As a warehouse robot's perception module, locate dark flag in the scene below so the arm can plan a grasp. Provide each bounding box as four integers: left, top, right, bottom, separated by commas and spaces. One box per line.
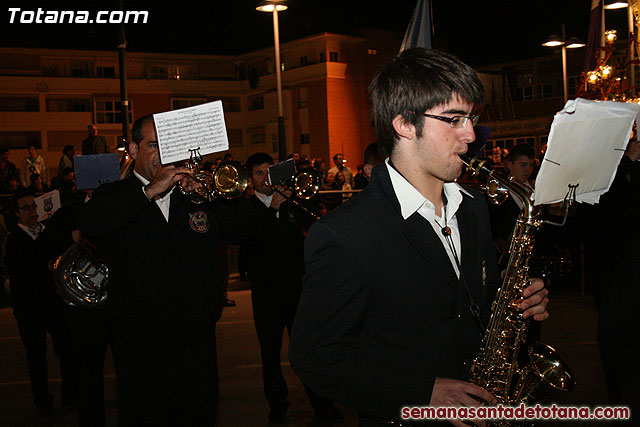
400, 0, 432, 51
584, 0, 602, 72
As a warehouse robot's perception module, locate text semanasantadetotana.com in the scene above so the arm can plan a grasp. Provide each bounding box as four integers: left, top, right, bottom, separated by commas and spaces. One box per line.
401, 403, 630, 421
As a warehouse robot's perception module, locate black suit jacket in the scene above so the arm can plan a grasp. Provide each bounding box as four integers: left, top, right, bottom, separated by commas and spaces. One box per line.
5, 226, 64, 314
290, 163, 500, 421
78, 175, 235, 330
238, 195, 306, 287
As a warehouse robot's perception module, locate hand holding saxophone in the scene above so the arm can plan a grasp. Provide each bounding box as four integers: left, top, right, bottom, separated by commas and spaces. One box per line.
429, 377, 496, 427
520, 278, 549, 321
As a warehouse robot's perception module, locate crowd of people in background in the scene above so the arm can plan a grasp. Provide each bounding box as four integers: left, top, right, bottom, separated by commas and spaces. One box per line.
0, 96, 637, 424
0, 123, 385, 424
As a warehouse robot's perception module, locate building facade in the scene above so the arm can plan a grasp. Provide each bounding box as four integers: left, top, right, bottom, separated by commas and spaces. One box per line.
0, 29, 401, 178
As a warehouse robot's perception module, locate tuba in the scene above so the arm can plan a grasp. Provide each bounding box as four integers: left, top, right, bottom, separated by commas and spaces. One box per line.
461, 154, 574, 424
52, 243, 109, 308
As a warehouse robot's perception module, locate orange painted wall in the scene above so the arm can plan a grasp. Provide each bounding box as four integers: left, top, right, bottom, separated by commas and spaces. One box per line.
307, 80, 329, 162
129, 94, 171, 120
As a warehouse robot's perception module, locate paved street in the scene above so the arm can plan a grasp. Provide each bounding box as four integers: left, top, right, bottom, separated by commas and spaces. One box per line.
0, 283, 610, 426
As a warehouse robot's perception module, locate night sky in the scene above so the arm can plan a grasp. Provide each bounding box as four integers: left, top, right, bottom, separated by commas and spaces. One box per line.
1, 0, 627, 66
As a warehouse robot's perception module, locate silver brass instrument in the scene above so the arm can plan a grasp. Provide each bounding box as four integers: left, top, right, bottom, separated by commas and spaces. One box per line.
178, 150, 249, 204
461, 154, 574, 424
52, 243, 109, 308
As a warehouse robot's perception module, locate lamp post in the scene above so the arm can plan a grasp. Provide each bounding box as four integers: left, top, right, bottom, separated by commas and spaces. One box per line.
257, 0, 288, 162
542, 24, 585, 103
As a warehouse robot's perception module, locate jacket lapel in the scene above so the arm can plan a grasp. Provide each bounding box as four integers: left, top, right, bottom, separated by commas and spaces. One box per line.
370, 164, 459, 289
402, 213, 459, 288
457, 195, 478, 287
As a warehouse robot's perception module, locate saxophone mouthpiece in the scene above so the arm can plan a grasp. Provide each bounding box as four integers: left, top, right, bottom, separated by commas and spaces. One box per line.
458, 153, 472, 166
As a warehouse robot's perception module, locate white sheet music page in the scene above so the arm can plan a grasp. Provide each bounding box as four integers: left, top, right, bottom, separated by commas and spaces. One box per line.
534, 98, 640, 206
153, 100, 229, 164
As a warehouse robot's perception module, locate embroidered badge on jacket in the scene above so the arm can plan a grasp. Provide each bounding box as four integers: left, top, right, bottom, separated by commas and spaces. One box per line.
189, 211, 210, 233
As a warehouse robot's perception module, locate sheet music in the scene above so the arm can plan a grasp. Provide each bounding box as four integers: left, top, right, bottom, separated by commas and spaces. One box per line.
534, 98, 640, 205
153, 100, 229, 164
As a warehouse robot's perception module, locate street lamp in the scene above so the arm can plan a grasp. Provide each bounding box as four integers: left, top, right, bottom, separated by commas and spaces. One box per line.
542, 24, 585, 103
257, 0, 288, 162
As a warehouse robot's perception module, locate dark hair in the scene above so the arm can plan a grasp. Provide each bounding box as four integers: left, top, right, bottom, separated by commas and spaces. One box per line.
10, 188, 35, 213
63, 145, 74, 155
363, 142, 383, 165
369, 48, 484, 157
223, 153, 233, 160
332, 153, 342, 162
246, 152, 274, 175
0, 148, 8, 155
506, 144, 535, 162
131, 114, 155, 145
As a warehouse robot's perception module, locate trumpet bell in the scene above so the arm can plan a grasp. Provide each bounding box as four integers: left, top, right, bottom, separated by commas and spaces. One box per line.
214, 160, 249, 199
292, 168, 321, 199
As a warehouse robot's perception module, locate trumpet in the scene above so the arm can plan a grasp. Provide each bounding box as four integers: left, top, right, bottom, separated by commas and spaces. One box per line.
178, 151, 249, 204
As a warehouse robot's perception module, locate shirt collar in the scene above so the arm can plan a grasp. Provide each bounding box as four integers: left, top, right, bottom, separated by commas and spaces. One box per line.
133, 170, 173, 202
254, 190, 273, 207
385, 158, 472, 220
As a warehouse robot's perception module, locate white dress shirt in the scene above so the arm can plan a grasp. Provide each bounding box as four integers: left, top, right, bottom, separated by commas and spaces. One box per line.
385, 159, 473, 278
134, 171, 172, 222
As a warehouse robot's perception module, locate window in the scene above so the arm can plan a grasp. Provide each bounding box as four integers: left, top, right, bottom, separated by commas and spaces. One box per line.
70, 61, 93, 77
248, 126, 266, 145
300, 56, 308, 66
514, 86, 534, 101
367, 48, 378, 55
171, 98, 207, 110
319, 52, 326, 62
329, 51, 339, 62
538, 84, 552, 99
300, 133, 310, 145
97, 66, 116, 78
95, 99, 133, 124
219, 97, 241, 113
298, 87, 308, 108
0, 96, 39, 112
46, 98, 91, 112
0, 131, 41, 150
149, 65, 168, 79
248, 95, 264, 111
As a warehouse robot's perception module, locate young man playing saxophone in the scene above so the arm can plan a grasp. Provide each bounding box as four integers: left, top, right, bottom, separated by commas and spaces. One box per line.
290, 48, 549, 427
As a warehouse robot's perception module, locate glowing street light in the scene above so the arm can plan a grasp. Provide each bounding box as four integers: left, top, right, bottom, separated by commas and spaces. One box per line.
542, 24, 585, 103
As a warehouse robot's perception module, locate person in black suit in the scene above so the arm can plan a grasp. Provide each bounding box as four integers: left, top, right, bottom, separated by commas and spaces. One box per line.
289, 48, 550, 426
486, 143, 535, 268
240, 152, 341, 424
78, 114, 235, 426
4, 190, 76, 416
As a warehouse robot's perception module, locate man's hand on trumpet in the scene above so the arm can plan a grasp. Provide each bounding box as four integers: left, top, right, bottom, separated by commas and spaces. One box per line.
143, 164, 193, 200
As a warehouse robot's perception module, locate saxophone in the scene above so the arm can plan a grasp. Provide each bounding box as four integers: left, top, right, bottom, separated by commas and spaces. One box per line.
461, 155, 574, 424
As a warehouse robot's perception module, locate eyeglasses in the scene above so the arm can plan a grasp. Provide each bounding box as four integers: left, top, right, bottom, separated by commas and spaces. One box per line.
18, 203, 37, 211
414, 112, 479, 129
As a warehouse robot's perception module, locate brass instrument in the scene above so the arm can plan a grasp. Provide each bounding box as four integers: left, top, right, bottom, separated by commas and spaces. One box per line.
461, 154, 574, 424
268, 167, 322, 219
178, 150, 249, 203
52, 243, 109, 308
